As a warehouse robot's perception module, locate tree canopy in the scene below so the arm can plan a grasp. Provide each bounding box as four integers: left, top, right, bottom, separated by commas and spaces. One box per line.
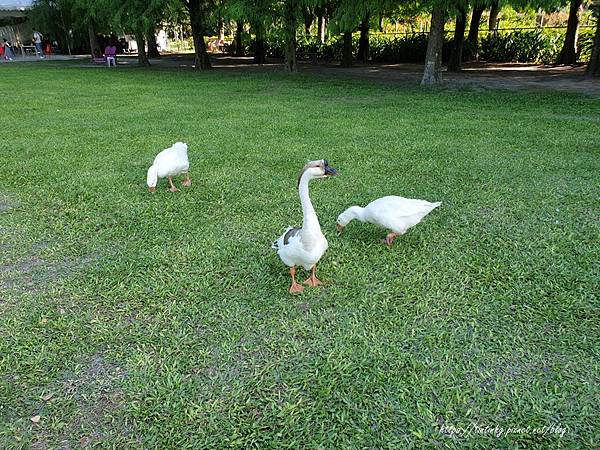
28, 0, 600, 78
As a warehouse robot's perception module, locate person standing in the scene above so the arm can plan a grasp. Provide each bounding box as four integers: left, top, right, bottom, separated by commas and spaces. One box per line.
2, 38, 14, 61
33, 30, 44, 58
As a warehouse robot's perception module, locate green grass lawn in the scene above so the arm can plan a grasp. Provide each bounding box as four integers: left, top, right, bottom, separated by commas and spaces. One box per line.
0, 63, 598, 449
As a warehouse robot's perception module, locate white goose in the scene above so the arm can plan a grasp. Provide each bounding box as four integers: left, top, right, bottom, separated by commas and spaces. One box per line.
147, 142, 191, 193
336, 196, 441, 246
273, 160, 338, 293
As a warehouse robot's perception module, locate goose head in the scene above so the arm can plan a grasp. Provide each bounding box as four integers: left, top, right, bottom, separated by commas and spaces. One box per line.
297, 159, 338, 188
147, 165, 158, 193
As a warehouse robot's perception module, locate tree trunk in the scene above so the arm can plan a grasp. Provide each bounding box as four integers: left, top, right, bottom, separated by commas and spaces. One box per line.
253, 23, 266, 64
284, 1, 298, 73
467, 5, 484, 47
317, 15, 324, 42
235, 21, 244, 57
357, 12, 370, 63
136, 36, 150, 66
448, 8, 467, 72
379, 15, 385, 33
303, 7, 313, 35
536, 9, 545, 28
218, 16, 224, 41
558, 0, 582, 65
421, 5, 446, 85
147, 30, 160, 58
586, 16, 600, 77
318, 13, 327, 43
194, 34, 211, 69
87, 20, 100, 58
341, 31, 353, 67
187, 0, 211, 69
59, 9, 72, 55
488, 0, 500, 31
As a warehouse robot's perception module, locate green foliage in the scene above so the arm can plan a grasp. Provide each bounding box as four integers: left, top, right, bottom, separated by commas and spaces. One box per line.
109, 0, 171, 34
29, 0, 86, 52
480, 29, 567, 63
238, 27, 594, 65
369, 32, 448, 62
578, 28, 597, 61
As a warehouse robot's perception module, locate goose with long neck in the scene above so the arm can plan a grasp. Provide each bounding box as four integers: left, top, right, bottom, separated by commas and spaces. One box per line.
273, 159, 338, 293
336, 195, 441, 246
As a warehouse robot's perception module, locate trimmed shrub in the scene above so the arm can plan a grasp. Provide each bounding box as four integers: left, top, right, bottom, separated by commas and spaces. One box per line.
578, 29, 596, 62
479, 30, 565, 64
238, 28, 591, 65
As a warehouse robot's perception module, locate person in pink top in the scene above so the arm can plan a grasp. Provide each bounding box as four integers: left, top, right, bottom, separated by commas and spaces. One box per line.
105, 44, 117, 67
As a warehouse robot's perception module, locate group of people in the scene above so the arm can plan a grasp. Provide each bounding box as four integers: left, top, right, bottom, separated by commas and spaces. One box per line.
1, 30, 48, 62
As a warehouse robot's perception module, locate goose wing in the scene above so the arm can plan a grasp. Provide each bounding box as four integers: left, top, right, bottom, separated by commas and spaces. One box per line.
272, 226, 301, 250
368, 196, 439, 218
365, 196, 440, 230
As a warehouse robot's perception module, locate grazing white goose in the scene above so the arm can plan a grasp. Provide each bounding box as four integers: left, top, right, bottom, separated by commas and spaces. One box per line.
147, 142, 191, 193
336, 196, 441, 246
272, 160, 338, 293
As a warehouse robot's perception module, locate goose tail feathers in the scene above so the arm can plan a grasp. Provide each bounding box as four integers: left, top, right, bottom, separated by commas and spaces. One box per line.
272, 226, 296, 250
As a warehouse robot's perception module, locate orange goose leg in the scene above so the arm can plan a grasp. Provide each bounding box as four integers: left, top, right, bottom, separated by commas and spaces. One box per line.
168, 177, 179, 193
383, 232, 400, 247
289, 267, 304, 293
304, 265, 323, 287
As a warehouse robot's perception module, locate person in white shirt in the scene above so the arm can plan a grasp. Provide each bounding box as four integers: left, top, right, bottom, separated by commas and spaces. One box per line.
33, 30, 44, 58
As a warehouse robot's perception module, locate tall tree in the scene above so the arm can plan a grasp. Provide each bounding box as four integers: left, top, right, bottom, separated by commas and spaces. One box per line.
225, 0, 273, 64
70, 0, 111, 58
328, 0, 385, 67
342, 31, 353, 66
557, 0, 582, 64
586, 4, 600, 77
488, 0, 500, 30
357, 11, 370, 63
30, 0, 83, 55
111, 0, 169, 66
182, 0, 212, 69
316, 4, 328, 42
448, 5, 468, 71
234, 21, 245, 56
87, 19, 101, 57
421, 3, 447, 84
283, 0, 299, 72
253, 22, 267, 63
147, 28, 160, 57
467, 2, 484, 48
303, 6, 314, 34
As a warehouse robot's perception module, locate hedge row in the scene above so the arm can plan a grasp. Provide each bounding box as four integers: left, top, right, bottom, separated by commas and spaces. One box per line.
232, 29, 594, 64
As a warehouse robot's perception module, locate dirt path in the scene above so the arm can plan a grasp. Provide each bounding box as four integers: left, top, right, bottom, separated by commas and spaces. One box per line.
159, 56, 600, 96
47, 53, 600, 96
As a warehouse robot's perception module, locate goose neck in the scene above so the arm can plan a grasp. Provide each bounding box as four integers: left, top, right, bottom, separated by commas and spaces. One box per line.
299, 175, 320, 231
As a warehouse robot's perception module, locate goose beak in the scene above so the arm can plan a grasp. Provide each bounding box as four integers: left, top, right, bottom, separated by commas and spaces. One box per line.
324, 166, 338, 176
148, 187, 156, 193
336, 223, 344, 233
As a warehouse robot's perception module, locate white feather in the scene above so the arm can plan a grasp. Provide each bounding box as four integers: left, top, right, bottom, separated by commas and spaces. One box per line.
147, 142, 189, 188
337, 195, 441, 235
274, 160, 331, 271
